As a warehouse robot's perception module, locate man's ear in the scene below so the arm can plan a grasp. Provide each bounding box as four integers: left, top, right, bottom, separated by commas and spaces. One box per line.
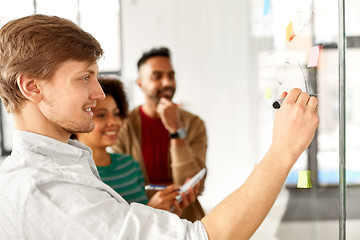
136, 77, 142, 88
16, 75, 42, 103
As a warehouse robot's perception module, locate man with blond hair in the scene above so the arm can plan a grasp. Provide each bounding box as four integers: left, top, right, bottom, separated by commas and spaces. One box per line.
0, 14, 318, 240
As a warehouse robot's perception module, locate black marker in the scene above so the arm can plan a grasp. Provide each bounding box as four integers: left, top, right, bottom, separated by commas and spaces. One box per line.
272, 98, 284, 109
272, 94, 318, 109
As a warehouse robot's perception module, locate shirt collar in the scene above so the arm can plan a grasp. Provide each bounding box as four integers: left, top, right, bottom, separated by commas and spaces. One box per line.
12, 130, 93, 165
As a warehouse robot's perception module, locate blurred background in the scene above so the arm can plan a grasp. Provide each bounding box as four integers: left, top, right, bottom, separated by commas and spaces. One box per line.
1, 0, 360, 239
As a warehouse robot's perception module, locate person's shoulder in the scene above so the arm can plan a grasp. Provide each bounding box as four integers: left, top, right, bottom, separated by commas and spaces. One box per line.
179, 108, 205, 123
1, 152, 51, 174
121, 106, 141, 128
128, 106, 141, 118
0, 157, 61, 204
180, 108, 198, 117
110, 153, 138, 165
109, 153, 142, 173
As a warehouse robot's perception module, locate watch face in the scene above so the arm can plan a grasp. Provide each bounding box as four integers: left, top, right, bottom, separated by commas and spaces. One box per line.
177, 128, 187, 139
170, 128, 187, 139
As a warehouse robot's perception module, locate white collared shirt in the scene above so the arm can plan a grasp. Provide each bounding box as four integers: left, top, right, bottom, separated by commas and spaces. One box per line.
0, 130, 208, 240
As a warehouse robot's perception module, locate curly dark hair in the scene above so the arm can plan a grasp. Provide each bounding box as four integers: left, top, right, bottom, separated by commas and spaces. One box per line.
137, 47, 171, 70
97, 76, 128, 119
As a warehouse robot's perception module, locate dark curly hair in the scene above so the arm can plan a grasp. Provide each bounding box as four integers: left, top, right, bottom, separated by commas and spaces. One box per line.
137, 47, 171, 70
97, 76, 128, 119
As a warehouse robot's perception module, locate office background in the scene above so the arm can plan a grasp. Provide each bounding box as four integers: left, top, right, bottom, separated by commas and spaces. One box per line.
1, 0, 360, 239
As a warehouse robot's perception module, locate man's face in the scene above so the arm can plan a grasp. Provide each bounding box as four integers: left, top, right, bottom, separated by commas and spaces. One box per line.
138, 56, 176, 103
38, 60, 105, 136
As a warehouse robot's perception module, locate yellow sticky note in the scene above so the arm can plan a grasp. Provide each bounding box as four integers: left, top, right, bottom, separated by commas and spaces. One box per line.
286, 22, 295, 41
297, 170, 312, 188
265, 87, 272, 99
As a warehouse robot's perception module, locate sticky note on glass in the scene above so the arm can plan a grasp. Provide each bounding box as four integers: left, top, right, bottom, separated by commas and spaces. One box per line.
265, 87, 271, 99
297, 170, 312, 188
307, 45, 321, 68
286, 22, 295, 41
263, 0, 270, 15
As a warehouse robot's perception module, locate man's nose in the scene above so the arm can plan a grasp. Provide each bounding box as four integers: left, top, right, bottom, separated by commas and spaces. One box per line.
161, 76, 174, 86
91, 80, 105, 101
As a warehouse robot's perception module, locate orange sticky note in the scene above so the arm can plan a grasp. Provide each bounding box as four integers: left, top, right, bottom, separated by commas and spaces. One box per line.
286, 22, 295, 41
307, 45, 321, 68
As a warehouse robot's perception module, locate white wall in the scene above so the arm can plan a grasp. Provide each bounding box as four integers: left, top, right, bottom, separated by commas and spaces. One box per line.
121, 0, 259, 212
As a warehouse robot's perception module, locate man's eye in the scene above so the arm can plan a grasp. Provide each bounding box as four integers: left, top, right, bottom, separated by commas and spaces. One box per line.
169, 73, 175, 80
81, 75, 90, 82
151, 74, 162, 80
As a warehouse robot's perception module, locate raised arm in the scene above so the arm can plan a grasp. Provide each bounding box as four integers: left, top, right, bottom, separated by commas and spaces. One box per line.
201, 88, 319, 240
156, 97, 207, 186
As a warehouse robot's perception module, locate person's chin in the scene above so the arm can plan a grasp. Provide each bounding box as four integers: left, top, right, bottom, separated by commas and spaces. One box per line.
72, 121, 95, 134
159, 95, 173, 100
152, 97, 161, 105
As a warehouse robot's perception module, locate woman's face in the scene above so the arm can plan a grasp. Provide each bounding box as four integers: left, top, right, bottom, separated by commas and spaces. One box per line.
77, 95, 122, 149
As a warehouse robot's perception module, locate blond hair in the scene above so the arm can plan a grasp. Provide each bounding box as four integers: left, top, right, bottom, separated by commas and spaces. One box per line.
0, 14, 104, 113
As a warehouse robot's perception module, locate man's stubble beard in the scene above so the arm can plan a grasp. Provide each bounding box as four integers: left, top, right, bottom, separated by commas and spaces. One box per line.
50, 117, 95, 136
150, 87, 176, 104
42, 96, 95, 136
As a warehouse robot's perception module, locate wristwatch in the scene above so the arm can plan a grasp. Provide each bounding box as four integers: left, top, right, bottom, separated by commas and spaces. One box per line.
169, 127, 187, 139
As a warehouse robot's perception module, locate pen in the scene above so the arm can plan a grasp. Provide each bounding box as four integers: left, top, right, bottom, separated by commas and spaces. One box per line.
272, 94, 318, 109
144, 184, 167, 191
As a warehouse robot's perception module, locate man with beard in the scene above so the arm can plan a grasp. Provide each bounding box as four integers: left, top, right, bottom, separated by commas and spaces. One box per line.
113, 47, 207, 222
